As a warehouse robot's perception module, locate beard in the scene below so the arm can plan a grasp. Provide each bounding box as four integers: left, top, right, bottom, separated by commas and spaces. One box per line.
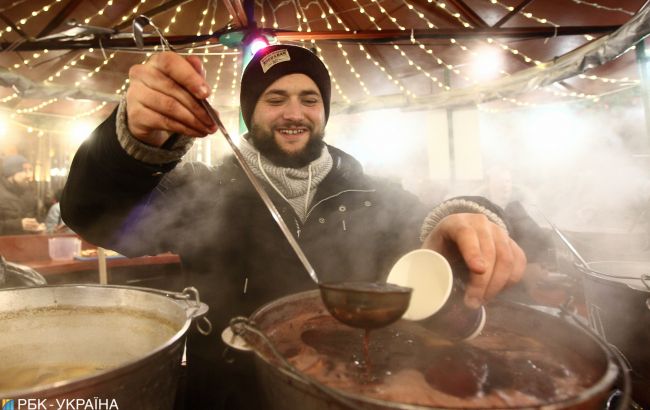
248, 122, 325, 168
7, 178, 32, 196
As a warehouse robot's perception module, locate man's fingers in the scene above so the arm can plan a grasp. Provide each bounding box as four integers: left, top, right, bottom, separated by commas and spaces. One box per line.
130, 64, 215, 129
445, 222, 492, 308
186, 55, 206, 77
132, 84, 213, 135
428, 213, 528, 308
508, 240, 527, 285
464, 270, 490, 309
129, 100, 208, 138
150, 52, 210, 99
450, 225, 487, 273
482, 234, 514, 300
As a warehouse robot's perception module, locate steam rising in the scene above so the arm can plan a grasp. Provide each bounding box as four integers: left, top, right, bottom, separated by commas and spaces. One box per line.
327, 102, 650, 235
480, 102, 649, 233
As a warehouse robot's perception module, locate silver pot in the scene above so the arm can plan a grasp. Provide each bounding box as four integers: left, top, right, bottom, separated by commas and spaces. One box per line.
0, 285, 211, 410
230, 290, 619, 410
578, 260, 650, 407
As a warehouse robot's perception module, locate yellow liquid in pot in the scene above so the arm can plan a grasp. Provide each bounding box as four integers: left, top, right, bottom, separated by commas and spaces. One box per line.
0, 364, 106, 391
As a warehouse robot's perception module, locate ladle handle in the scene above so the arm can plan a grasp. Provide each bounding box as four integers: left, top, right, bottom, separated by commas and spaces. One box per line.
532, 206, 589, 268
198, 99, 319, 284
549, 223, 590, 268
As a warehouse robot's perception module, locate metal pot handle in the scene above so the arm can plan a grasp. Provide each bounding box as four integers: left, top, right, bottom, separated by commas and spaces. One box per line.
109, 285, 212, 335
575, 264, 650, 312
556, 299, 632, 410
229, 316, 361, 409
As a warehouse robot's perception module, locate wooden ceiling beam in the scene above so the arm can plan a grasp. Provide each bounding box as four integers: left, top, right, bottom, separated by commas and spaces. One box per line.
37, 0, 84, 38
112, 0, 194, 31
0, 12, 30, 40
372, 3, 407, 28
446, 0, 488, 28
223, 0, 249, 29
326, 0, 402, 90
1, 25, 622, 51
493, 0, 536, 28
274, 25, 618, 41
409, 0, 464, 28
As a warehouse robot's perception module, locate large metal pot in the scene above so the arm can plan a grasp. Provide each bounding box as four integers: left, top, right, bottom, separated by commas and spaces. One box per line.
579, 260, 650, 407
230, 290, 619, 410
0, 285, 211, 410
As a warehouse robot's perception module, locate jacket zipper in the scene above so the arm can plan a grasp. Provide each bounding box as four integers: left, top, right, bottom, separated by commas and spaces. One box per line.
304, 189, 375, 223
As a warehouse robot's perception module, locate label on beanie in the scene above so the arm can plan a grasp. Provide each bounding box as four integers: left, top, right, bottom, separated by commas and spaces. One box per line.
260, 49, 291, 73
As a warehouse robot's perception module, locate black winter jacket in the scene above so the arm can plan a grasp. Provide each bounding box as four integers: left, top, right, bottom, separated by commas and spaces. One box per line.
0, 178, 37, 235
61, 110, 431, 409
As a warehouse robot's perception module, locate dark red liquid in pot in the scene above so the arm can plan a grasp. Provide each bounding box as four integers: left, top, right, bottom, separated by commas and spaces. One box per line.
272, 313, 599, 408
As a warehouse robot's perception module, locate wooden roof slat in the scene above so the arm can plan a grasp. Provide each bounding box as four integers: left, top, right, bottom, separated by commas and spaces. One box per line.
326, 0, 402, 93
409, 0, 465, 28
223, 0, 248, 29
0, 11, 30, 40
493, 0, 537, 28
446, 0, 489, 28
37, 0, 85, 38
112, 0, 195, 31
0, 25, 623, 51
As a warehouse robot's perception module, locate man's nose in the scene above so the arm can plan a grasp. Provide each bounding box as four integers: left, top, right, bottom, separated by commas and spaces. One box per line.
282, 99, 304, 121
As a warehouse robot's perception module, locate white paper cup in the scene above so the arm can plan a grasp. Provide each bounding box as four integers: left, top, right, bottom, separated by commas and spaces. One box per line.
387, 249, 485, 340
386, 249, 453, 320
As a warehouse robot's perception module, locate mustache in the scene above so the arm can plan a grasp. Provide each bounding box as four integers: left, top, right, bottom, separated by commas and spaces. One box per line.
273, 121, 312, 130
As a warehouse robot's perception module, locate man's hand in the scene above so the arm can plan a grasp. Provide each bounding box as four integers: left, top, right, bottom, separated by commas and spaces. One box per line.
22, 218, 44, 233
126, 52, 217, 146
422, 213, 526, 308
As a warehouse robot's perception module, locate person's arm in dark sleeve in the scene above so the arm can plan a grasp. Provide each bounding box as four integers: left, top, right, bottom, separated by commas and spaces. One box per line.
0, 212, 24, 235
60, 103, 190, 255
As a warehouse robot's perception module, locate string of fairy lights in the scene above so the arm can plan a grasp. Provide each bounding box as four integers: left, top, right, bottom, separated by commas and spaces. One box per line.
0, 0, 645, 134
258, 1, 352, 104
570, 0, 635, 15
0, 0, 63, 41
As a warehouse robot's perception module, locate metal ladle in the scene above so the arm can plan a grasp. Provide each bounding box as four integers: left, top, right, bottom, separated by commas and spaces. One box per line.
132, 16, 411, 329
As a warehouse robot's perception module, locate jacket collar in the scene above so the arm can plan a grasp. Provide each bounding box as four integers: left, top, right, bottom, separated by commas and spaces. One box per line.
312, 144, 374, 203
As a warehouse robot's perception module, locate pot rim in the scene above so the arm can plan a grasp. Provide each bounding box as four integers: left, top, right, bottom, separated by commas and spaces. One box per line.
579, 260, 650, 292
0, 284, 196, 398
247, 290, 620, 410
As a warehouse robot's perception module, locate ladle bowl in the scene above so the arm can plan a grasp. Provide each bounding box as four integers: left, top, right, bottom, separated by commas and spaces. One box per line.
319, 282, 412, 329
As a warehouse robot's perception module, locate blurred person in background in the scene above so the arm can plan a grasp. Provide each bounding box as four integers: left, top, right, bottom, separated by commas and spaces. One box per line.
472, 163, 535, 209
0, 155, 44, 235
45, 188, 72, 234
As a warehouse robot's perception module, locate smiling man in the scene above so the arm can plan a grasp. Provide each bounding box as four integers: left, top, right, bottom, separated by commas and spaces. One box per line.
62, 45, 526, 409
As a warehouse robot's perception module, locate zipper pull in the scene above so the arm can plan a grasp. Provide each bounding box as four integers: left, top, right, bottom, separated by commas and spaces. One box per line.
295, 218, 301, 238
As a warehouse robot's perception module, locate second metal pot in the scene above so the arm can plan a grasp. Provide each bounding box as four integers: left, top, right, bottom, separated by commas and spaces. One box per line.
0, 284, 210, 410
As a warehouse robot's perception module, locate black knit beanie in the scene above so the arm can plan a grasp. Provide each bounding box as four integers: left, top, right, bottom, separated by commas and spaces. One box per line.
240, 44, 331, 130
2, 155, 28, 178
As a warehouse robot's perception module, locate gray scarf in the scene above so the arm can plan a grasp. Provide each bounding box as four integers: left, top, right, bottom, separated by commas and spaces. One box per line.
239, 137, 333, 222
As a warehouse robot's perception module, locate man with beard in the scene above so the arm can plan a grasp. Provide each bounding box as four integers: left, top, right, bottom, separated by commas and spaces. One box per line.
0, 155, 44, 235
62, 45, 526, 409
